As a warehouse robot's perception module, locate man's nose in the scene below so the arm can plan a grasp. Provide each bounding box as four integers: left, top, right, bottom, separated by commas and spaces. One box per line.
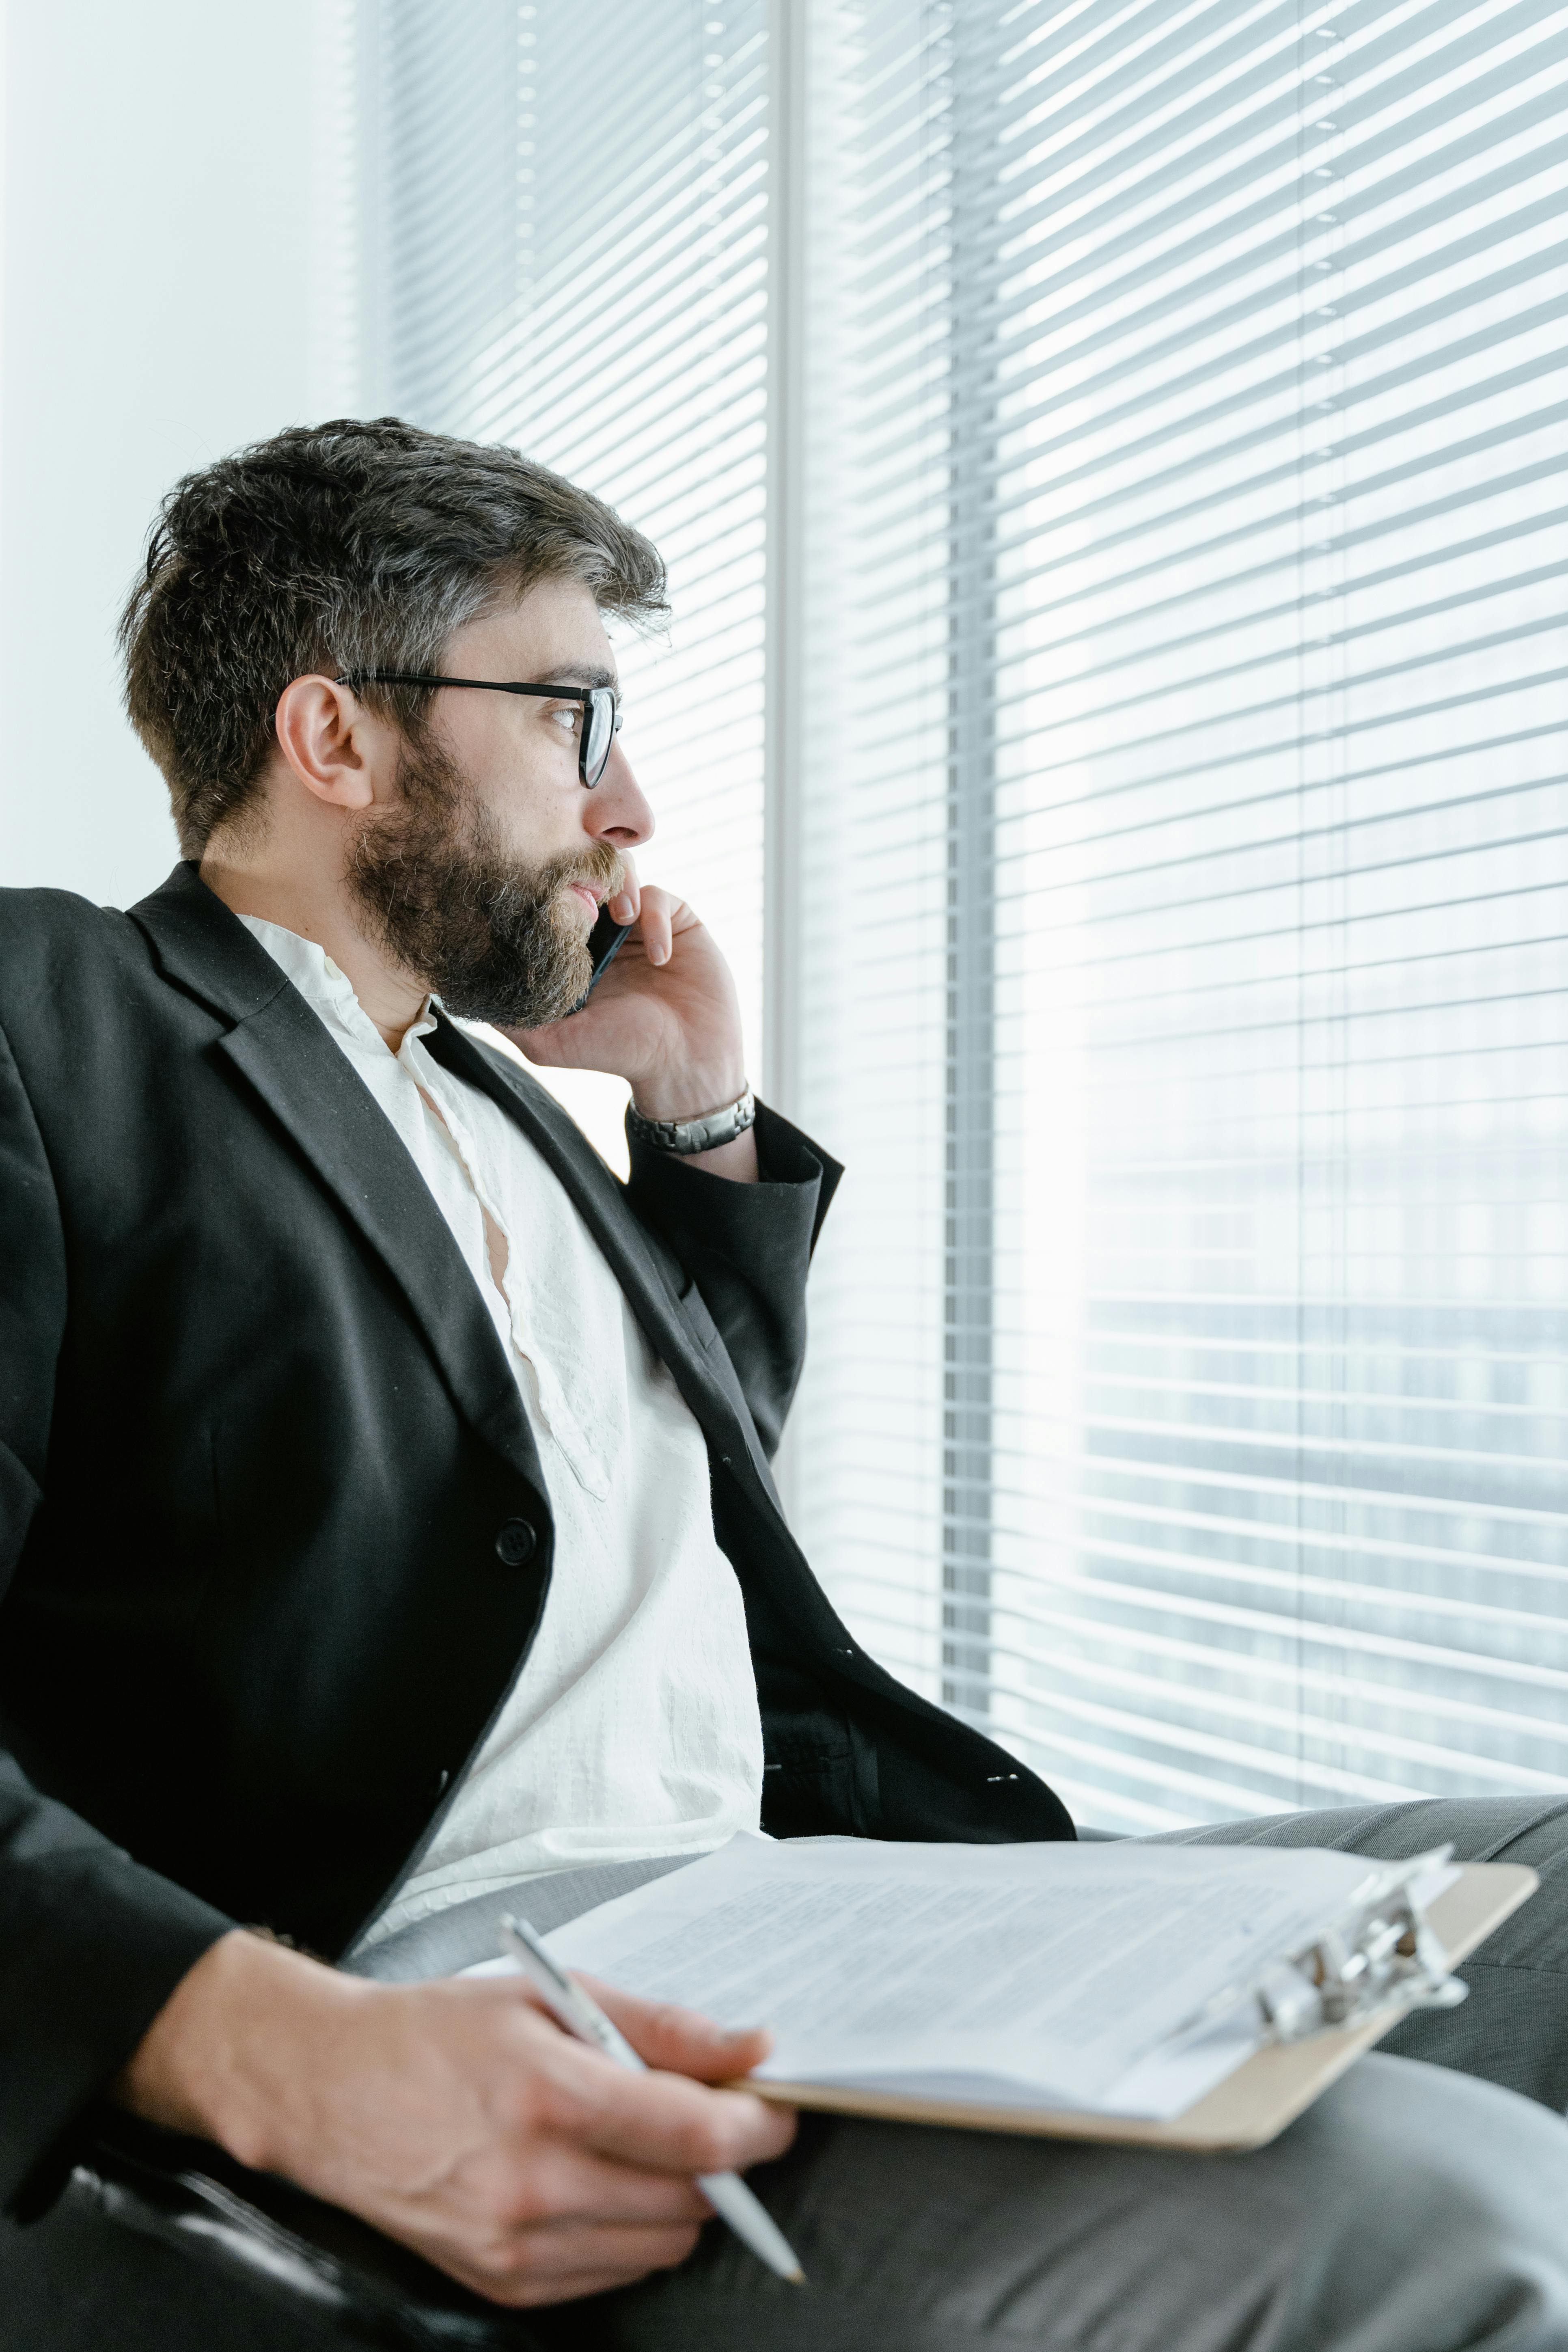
586, 738, 654, 847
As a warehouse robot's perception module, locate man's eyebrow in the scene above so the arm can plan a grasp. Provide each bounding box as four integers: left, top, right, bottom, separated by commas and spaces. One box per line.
538, 662, 618, 690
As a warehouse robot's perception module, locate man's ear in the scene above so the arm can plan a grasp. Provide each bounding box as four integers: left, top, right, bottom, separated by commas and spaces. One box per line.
273, 676, 383, 812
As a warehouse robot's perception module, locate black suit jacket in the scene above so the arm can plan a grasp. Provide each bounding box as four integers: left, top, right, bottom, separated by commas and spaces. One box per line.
0, 862, 1070, 2211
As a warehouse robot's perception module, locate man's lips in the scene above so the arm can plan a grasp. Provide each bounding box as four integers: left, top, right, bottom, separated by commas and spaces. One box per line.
567, 883, 603, 917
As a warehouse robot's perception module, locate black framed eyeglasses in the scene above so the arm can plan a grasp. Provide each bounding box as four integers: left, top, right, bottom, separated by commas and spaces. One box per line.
336, 671, 623, 788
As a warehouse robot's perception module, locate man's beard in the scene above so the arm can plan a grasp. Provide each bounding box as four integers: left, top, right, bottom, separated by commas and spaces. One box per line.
345, 740, 624, 1028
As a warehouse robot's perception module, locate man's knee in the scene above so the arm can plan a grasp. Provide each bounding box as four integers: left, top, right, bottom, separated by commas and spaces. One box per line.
1263, 2054, 1568, 2350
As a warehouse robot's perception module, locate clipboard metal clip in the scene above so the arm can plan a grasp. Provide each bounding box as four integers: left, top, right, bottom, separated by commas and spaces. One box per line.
1252, 1845, 1470, 2046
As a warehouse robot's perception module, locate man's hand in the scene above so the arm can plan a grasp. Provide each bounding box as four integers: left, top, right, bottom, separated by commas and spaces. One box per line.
118, 1929, 795, 2308
503, 865, 758, 1180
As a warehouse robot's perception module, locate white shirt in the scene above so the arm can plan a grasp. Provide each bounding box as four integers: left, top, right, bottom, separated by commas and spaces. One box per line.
237, 917, 765, 1944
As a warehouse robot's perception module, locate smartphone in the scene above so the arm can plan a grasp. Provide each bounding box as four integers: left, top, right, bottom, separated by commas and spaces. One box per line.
571, 904, 632, 1013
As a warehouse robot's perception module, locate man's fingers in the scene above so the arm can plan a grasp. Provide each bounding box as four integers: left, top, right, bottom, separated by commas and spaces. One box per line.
489, 2135, 714, 2231
623, 883, 707, 971
444, 2220, 705, 2308
585, 1974, 774, 2082
521, 2219, 703, 2276
547, 2041, 796, 2176
635, 887, 675, 967
606, 850, 640, 925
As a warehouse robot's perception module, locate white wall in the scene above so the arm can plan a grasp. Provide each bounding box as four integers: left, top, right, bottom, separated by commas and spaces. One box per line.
0, 0, 355, 907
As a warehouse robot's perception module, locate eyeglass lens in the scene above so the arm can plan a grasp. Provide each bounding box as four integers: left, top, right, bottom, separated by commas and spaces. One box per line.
583, 688, 615, 786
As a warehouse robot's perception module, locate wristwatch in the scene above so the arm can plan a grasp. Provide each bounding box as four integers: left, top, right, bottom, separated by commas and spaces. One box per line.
627, 1086, 757, 1156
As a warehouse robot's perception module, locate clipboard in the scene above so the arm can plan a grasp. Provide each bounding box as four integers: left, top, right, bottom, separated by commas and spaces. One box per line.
748, 1860, 1536, 2152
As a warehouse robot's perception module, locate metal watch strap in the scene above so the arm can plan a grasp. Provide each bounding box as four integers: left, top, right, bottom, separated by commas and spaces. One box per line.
626, 1086, 757, 1156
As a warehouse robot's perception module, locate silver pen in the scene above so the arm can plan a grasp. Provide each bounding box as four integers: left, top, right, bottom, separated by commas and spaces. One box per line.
497, 1914, 805, 2285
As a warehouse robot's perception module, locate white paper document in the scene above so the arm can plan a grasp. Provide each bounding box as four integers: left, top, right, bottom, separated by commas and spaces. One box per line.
467, 1833, 1417, 2119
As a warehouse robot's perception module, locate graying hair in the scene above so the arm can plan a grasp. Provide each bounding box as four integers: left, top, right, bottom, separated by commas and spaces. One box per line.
119, 416, 667, 856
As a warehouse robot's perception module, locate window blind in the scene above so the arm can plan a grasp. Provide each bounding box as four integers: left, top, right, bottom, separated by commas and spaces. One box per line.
365, 0, 772, 1167
360, 0, 1566, 1832
787, 0, 1568, 1829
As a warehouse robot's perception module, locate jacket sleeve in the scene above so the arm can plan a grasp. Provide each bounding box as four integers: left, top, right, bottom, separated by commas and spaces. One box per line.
0, 1020, 233, 2217
624, 1101, 842, 1460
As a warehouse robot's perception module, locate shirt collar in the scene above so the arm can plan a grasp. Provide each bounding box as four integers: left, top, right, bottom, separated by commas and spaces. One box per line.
234, 914, 438, 1057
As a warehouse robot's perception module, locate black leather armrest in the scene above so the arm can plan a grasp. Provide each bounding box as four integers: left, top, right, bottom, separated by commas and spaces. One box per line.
69, 2110, 548, 2350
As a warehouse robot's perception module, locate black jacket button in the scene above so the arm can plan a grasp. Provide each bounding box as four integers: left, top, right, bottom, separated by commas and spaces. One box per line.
494, 1519, 537, 1567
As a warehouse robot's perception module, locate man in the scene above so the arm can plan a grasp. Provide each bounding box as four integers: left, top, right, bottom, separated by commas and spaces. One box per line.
2, 418, 1567, 2352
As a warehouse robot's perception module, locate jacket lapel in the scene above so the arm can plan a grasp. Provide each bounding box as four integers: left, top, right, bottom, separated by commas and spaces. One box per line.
421, 1018, 773, 1482
129, 866, 545, 1489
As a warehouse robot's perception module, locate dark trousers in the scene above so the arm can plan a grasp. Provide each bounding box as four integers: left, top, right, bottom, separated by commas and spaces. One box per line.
7, 1795, 1568, 2352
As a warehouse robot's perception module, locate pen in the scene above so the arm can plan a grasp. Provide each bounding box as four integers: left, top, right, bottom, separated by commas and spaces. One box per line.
497, 1913, 805, 2286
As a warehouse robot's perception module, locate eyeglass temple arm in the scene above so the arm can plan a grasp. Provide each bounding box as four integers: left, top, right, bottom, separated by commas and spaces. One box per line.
333, 671, 598, 703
